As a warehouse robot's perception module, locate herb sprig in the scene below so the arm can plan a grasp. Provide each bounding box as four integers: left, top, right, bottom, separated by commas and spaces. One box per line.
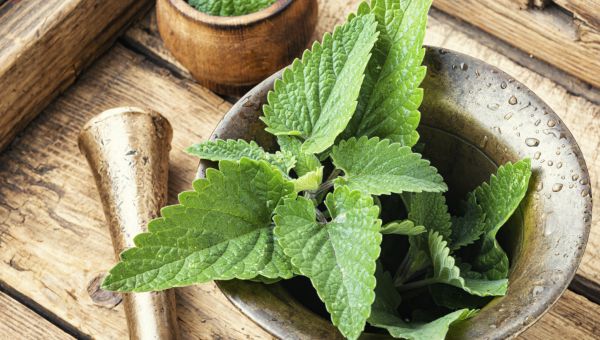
188, 0, 277, 17
102, 1, 532, 339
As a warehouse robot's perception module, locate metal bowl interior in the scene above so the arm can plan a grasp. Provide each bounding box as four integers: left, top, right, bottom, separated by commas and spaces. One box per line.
197, 47, 592, 339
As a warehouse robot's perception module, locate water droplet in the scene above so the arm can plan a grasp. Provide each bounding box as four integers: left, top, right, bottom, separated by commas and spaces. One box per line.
536, 182, 544, 192
452, 65, 457, 70
509, 96, 518, 105
479, 135, 489, 148
475, 69, 480, 77
493, 126, 502, 134
552, 183, 563, 192
581, 189, 590, 197
547, 119, 556, 127
579, 178, 589, 185
547, 160, 554, 166
460, 63, 468, 71
501, 81, 507, 89
557, 162, 563, 169
487, 103, 500, 111
504, 112, 513, 120
569, 184, 574, 189
572, 174, 579, 181
555, 150, 561, 155
525, 138, 540, 147
516, 132, 521, 137
534, 119, 541, 126
534, 151, 541, 159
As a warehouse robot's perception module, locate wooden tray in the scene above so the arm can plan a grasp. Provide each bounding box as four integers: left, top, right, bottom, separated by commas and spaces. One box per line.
0, 1, 599, 339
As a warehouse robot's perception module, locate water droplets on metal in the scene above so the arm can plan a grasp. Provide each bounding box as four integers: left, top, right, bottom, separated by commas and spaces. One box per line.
487, 103, 500, 111
460, 63, 468, 71
504, 112, 513, 120
572, 174, 579, 181
534, 151, 541, 160
547, 119, 557, 127
509, 95, 518, 105
525, 138, 540, 147
479, 135, 489, 148
501, 81, 507, 89
547, 160, 553, 166
552, 183, 563, 192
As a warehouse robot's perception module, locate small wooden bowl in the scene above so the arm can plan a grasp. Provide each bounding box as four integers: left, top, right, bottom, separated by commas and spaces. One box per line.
198, 47, 592, 339
156, 0, 318, 95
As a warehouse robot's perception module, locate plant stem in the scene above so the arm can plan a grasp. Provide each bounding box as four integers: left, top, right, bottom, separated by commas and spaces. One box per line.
325, 168, 341, 183
316, 209, 328, 223
396, 278, 439, 292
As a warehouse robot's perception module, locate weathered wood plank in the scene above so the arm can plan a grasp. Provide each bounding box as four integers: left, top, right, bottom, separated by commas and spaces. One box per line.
553, 0, 600, 31
0, 0, 152, 152
0, 291, 74, 340
521, 290, 600, 339
432, 0, 600, 88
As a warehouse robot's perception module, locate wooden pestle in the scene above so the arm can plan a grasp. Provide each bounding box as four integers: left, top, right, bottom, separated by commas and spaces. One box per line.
78, 107, 180, 340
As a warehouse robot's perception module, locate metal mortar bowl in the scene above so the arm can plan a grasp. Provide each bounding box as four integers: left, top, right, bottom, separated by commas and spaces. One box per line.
197, 47, 592, 339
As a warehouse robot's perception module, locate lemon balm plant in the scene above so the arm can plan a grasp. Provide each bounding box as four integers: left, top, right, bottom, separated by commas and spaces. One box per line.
103, 1, 531, 339
187, 0, 278, 16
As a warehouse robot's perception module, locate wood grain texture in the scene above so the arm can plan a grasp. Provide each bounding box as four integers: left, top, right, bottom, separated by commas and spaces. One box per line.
0, 0, 598, 339
521, 290, 600, 339
553, 0, 600, 31
0, 0, 152, 152
0, 291, 74, 340
432, 0, 600, 88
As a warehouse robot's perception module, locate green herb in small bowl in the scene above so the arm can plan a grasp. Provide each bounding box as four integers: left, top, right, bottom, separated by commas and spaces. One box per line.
103, 1, 537, 339
187, 0, 277, 16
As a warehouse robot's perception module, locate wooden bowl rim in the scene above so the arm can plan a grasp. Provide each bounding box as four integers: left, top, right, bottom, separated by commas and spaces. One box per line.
167, 0, 293, 27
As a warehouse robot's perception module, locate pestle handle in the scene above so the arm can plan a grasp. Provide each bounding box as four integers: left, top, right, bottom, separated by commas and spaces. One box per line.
79, 107, 180, 340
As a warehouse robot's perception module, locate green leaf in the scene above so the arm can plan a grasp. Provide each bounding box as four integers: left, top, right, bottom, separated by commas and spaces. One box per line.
381, 220, 426, 236
277, 136, 322, 177
429, 284, 492, 310
404, 192, 451, 240
370, 305, 475, 340
470, 159, 531, 279
426, 231, 507, 296
186, 139, 295, 174
372, 263, 402, 314
472, 238, 510, 280
370, 263, 479, 339
274, 186, 382, 339
343, 0, 432, 146
473, 159, 532, 237
395, 192, 451, 283
261, 14, 379, 154
450, 195, 486, 251
102, 159, 295, 292
331, 137, 447, 195
187, 0, 277, 16
291, 166, 324, 192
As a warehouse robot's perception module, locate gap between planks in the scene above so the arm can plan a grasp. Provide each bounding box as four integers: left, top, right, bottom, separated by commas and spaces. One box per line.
0, 280, 90, 339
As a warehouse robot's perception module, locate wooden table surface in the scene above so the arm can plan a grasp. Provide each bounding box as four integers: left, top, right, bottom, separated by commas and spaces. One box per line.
1, 1, 599, 339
